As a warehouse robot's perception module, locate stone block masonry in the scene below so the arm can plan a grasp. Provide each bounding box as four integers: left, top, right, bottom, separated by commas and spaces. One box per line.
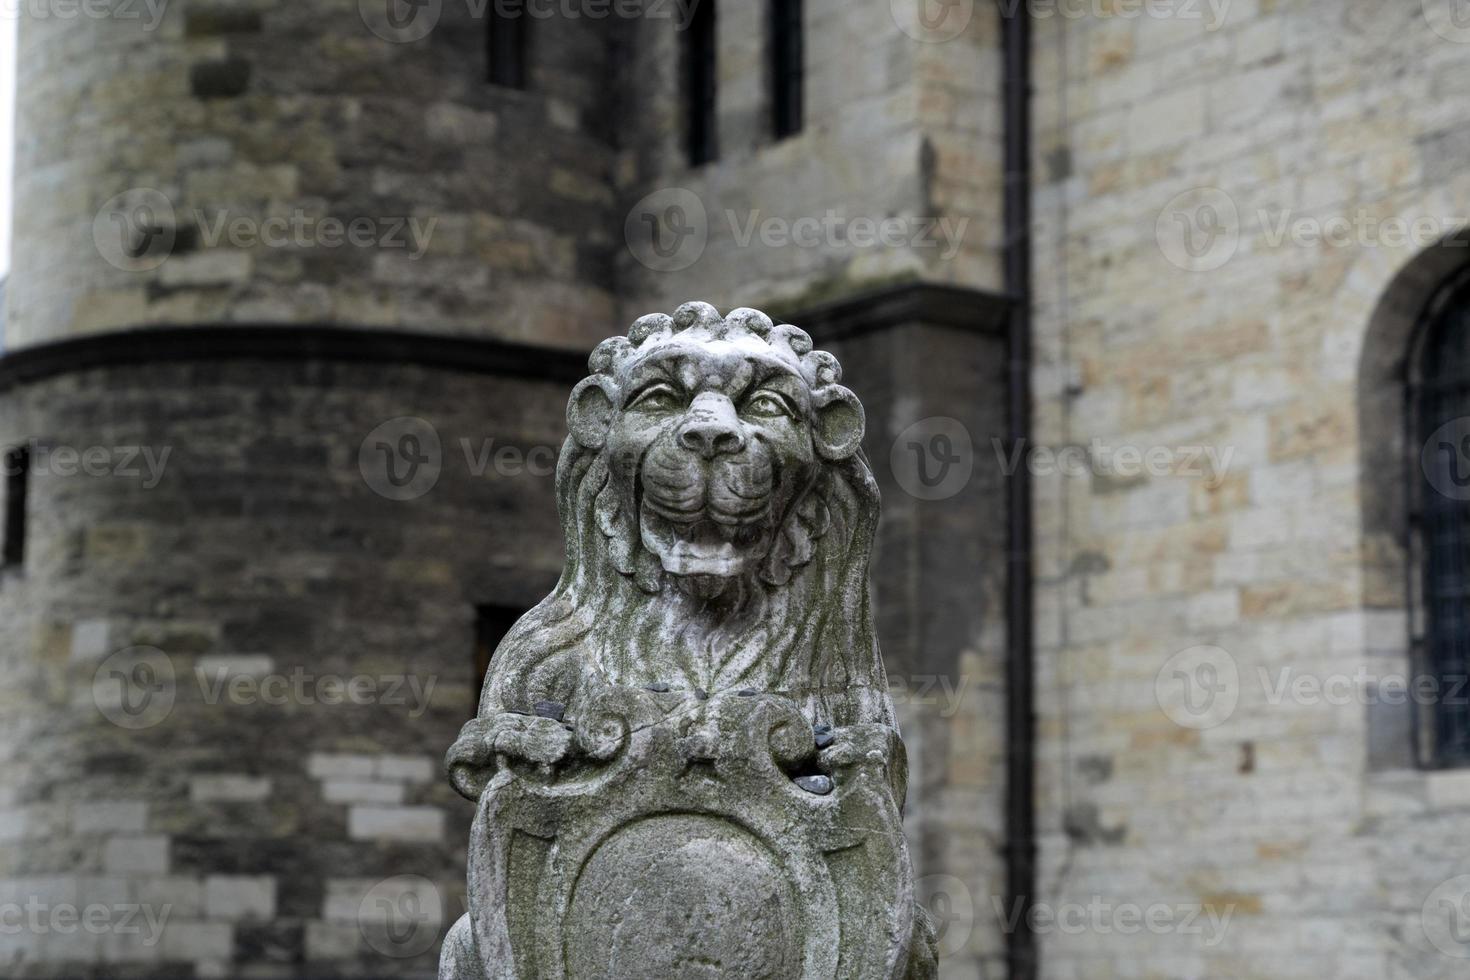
1031, 3, 1470, 977
7, 1, 621, 351
0, 356, 571, 977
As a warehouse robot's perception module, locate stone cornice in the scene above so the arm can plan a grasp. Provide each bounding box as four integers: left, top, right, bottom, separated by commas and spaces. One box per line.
771, 281, 1015, 344
0, 282, 1014, 393
0, 325, 591, 393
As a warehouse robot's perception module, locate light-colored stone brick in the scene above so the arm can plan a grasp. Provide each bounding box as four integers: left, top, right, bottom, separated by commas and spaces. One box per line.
374, 754, 435, 783
1127, 85, 1206, 154
307, 753, 377, 780
72, 801, 147, 834
305, 920, 363, 959
69, 620, 111, 662
192, 654, 274, 681
1427, 772, 1470, 810
322, 780, 405, 805
133, 876, 203, 917
0, 809, 29, 841
156, 251, 252, 289
159, 921, 233, 962
347, 806, 444, 843
103, 836, 169, 875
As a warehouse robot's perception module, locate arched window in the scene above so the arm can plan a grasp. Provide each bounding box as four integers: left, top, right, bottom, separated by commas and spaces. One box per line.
1411, 270, 1470, 766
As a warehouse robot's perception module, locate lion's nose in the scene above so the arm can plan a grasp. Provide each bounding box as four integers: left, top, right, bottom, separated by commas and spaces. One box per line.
678, 393, 745, 459
681, 422, 744, 458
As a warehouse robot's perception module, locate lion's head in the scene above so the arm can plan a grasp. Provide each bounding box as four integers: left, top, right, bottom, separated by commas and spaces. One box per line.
479, 303, 893, 728
569, 302, 864, 598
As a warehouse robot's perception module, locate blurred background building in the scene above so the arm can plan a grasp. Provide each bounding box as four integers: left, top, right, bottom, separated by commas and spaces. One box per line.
1, 0, 1469, 978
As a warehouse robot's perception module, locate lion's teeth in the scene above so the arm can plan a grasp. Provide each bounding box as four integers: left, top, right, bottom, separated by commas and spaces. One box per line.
671, 539, 736, 559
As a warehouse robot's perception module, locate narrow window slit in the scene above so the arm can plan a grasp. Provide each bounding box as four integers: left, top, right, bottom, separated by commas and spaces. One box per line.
770, 0, 803, 140
4, 446, 29, 569
685, 0, 718, 165
487, 8, 527, 89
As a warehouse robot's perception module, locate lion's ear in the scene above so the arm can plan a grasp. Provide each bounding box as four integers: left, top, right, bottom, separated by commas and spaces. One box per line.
567, 377, 618, 450
811, 385, 864, 461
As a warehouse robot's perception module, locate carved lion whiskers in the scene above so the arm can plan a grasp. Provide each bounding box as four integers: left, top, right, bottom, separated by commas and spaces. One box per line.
441, 303, 937, 980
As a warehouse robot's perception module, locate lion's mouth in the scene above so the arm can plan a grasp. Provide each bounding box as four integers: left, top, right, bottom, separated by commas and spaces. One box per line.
640, 512, 770, 579
656, 519, 764, 576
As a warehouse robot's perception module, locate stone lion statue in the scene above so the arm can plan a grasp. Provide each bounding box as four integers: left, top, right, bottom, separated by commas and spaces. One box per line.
441, 303, 936, 980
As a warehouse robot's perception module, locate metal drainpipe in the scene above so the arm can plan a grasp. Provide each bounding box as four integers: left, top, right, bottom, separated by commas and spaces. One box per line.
1001, 3, 1037, 980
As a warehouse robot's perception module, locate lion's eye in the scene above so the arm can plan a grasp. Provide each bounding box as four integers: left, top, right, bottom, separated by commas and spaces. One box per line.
742, 390, 793, 419
627, 383, 681, 411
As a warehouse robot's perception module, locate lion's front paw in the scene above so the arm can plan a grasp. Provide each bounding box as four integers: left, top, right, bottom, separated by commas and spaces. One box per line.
816, 723, 900, 770
816, 723, 908, 804
446, 712, 574, 799
486, 713, 573, 766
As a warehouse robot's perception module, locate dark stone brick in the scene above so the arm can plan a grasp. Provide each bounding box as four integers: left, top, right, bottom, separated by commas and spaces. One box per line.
1063, 802, 1127, 847
185, 7, 265, 36
190, 58, 252, 99
237, 919, 305, 964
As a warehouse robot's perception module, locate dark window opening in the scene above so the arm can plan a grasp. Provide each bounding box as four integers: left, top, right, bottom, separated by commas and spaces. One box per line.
770, 0, 803, 140
474, 604, 524, 705
1411, 272, 1470, 766
685, 0, 718, 165
3, 446, 28, 569
487, 7, 527, 89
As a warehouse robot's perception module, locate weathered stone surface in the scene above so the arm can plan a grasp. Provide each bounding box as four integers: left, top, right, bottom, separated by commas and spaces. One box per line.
441, 304, 935, 979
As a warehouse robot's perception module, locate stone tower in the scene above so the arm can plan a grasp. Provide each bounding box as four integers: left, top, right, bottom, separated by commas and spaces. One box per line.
1, 2, 1009, 976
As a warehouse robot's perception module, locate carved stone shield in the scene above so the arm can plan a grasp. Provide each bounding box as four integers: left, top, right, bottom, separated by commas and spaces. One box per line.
464, 687, 916, 980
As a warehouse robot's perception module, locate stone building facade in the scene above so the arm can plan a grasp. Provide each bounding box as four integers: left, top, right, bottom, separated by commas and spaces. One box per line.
1030, 2, 1470, 978
5, 0, 1470, 978
1, 1, 1006, 977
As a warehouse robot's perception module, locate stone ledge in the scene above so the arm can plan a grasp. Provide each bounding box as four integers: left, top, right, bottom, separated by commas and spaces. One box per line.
0, 287, 1012, 397
0, 324, 591, 395
771, 281, 1014, 344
